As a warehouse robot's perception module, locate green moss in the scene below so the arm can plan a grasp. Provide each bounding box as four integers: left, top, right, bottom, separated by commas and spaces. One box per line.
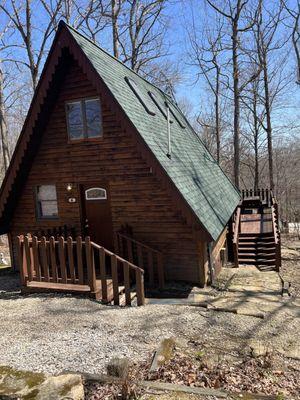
0, 365, 45, 397
194, 350, 205, 361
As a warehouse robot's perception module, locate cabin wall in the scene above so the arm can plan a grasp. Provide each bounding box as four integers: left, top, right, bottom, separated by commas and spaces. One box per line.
9, 59, 207, 283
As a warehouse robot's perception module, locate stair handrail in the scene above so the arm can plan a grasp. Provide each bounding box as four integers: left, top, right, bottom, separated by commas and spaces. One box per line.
90, 241, 144, 272
89, 239, 145, 306
233, 206, 241, 268
270, 196, 281, 271
116, 232, 162, 254
116, 232, 164, 289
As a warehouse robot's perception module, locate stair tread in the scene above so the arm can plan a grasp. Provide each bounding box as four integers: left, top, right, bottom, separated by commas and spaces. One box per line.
238, 258, 276, 263
238, 247, 276, 251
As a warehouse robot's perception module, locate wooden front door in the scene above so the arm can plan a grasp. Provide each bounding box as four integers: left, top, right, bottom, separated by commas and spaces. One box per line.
81, 183, 114, 250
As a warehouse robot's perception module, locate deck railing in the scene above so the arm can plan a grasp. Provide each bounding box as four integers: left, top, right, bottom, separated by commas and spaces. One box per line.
31, 225, 77, 240
17, 235, 145, 306
115, 232, 165, 289
241, 188, 271, 206
232, 206, 241, 268
271, 196, 281, 271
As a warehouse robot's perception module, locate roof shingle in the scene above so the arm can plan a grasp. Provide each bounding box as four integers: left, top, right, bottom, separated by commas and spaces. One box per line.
67, 24, 240, 240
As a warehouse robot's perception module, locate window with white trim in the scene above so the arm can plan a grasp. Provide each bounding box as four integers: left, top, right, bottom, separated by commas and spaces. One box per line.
66, 98, 102, 140
85, 188, 107, 200
36, 185, 58, 218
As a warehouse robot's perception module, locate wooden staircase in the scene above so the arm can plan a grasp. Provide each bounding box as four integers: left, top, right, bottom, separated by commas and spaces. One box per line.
238, 232, 277, 268
233, 189, 281, 271
17, 232, 165, 307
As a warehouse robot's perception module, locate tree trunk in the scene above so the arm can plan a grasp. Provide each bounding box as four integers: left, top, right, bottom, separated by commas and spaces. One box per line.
112, 0, 119, 58
0, 64, 10, 172
262, 55, 274, 191
215, 64, 220, 164
232, 20, 240, 189
252, 84, 259, 190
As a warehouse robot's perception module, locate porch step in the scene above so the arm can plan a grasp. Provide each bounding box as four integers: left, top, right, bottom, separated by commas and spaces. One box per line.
238, 247, 276, 253
108, 286, 137, 306
238, 258, 276, 265
238, 252, 276, 258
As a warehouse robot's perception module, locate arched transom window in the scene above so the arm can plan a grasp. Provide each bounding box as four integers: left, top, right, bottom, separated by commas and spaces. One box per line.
85, 188, 107, 200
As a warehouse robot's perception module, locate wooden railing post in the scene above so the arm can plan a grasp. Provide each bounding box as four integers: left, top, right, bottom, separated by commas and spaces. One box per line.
24, 235, 33, 282
99, 247, 108, 303
67, 237, 76, 283
111, 255, 119, 306
17, 236, 27, 286
32, 236, 41, 281
233, 206, 241, 268
76, 237, 84, 284
58, 237, 67, 283
135, 269, 145, 306
49, 236, 58, 282
123, 262, 131, 305
85, 237, 97, 294
40, 236, 49, 281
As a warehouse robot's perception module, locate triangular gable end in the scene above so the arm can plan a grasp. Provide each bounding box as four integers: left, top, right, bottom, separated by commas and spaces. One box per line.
0, 22, 211, 239
0, 21, 240, 240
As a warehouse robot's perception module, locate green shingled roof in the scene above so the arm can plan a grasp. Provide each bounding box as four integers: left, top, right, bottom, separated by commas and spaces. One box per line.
66, 24, 240, 240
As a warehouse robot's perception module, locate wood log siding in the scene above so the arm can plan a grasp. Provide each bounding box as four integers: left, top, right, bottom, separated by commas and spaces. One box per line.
10, 58, 206, 283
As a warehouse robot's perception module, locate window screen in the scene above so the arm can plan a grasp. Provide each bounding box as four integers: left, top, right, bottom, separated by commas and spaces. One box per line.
66, 101, 84, 139
66, 98, 102, 140
36, 185, 58, 218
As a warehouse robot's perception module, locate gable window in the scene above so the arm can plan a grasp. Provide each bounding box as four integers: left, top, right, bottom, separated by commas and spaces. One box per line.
66, 98, 102, 140
36, 185, 58, 219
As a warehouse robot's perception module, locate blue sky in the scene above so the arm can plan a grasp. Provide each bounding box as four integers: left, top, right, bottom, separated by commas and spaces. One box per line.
1, 0, 300, 134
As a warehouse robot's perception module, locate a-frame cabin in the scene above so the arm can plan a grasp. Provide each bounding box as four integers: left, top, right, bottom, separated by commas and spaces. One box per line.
0, 21, 240, 304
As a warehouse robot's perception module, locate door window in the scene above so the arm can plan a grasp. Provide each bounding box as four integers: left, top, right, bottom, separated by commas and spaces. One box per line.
85, 187, 107, 200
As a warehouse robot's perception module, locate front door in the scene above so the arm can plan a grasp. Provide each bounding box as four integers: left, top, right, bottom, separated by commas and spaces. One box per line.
81, 183, 114, 250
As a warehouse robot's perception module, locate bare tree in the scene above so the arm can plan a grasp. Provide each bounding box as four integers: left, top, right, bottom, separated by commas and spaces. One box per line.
254, 1, 285, 191
0, 0, 63, 89
188, 16, 226, 163
281, 0, 300, 82
205, 0, 261, 189
0, 64, 10, 172
118, 0, 169, 74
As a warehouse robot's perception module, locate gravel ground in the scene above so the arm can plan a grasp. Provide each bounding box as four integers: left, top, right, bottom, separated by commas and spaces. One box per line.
0, 271, 299, 376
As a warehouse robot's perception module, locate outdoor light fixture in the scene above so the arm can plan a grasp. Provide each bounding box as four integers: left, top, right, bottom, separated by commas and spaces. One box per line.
66, 183, 73, 192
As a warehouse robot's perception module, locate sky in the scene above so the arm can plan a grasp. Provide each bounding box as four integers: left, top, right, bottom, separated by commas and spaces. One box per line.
1, 0, 300, 135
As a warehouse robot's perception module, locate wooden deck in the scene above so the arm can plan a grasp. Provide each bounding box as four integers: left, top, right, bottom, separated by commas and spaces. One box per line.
22, 279, 113, 299
17, 234, 165, 306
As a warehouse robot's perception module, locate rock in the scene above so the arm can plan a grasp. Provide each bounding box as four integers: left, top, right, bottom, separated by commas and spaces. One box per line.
149, 338, 175, 373
37, 373, 84, 400
248, 339, 271, 358
107, 357, 129, 379
0, 366, 84, 399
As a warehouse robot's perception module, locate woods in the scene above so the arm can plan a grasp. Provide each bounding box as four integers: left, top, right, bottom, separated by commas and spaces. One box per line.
0, 0, 299, 223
